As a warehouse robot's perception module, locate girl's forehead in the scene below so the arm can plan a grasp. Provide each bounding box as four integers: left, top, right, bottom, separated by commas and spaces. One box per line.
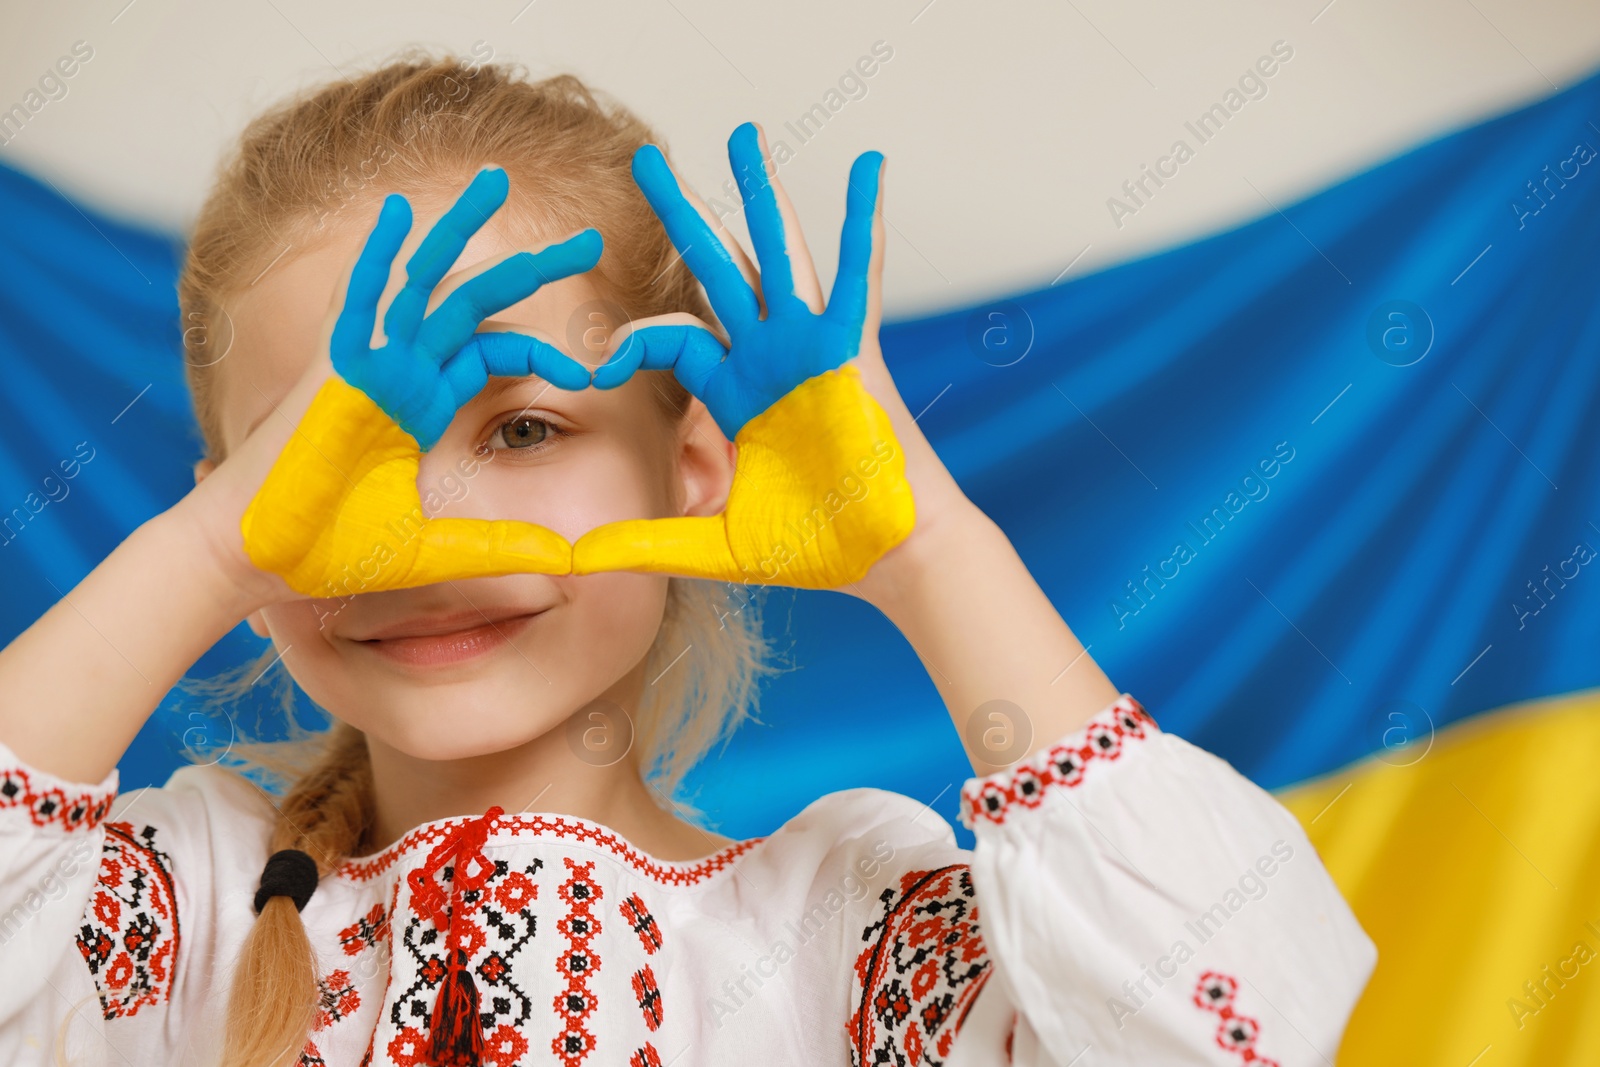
215, 212, 607, 452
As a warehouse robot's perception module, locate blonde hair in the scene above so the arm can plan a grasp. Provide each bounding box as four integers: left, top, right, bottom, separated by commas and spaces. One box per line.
176, 51, 776, 1067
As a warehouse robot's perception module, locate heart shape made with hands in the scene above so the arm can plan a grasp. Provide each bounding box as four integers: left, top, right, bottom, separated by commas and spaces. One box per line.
240, 362, 914, 597
240, 123, 913, 598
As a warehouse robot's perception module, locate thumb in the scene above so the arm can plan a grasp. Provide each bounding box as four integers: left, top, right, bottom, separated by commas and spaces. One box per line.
570, 515, 741, 581
409, 518, 574, 585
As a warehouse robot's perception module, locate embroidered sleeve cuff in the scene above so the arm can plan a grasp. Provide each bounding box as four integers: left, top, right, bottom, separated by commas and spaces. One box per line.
958, 693, 1156, 831
0, 738, 119, 833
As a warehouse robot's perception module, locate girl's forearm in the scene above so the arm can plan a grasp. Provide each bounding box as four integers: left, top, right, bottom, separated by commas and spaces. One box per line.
0, 504, 257, 784
867, 502, 1123, 774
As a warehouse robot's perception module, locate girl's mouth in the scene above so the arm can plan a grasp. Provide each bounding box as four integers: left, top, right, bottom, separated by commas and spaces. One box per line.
354, 609, 547, 668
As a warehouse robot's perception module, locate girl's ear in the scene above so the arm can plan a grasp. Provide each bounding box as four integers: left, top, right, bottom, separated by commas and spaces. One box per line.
676, 397, 737, 517
193, 457, 217, 484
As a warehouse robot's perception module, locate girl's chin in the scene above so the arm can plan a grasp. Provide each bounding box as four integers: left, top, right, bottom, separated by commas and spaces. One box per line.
369, 719, 563, 765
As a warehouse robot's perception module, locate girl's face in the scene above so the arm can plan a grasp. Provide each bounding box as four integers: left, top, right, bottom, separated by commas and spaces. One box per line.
208, 199, 733, 763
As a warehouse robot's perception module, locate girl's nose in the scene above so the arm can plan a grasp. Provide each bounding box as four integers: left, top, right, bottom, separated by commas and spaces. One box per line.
415, 442, 496, 521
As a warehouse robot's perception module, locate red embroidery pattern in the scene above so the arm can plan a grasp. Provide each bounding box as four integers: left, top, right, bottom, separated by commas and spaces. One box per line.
387, 1028, 428, 1065
1194, 971, 1279, 1066
360, 882, 401, 1067
959, 694, 1156, 829
74, 822, 179, 1019
847, 865, 991, 1067
315, 969, 362, 1029
553, 857, 604, 1065
630, 1043, 663, 1067
0, 764, 114, 831
483, 1024, 530, 1065
339, 812, 763, 887
633, 963, 663, 1031
620, 892, 663, 954
339, 902, 390, 956
296, 969, 363, 1066
390, 851, 541, 1058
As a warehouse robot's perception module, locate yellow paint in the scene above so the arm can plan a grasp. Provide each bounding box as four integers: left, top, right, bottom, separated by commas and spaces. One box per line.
241, 366, 915, 598
1278, 688, 1600, 1064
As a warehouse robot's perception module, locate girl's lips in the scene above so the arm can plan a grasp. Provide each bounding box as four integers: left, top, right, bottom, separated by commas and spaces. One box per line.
357, 611, 544, 668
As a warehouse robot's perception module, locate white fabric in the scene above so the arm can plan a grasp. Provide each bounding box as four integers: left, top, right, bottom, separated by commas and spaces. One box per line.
0, 693, 1374, 1066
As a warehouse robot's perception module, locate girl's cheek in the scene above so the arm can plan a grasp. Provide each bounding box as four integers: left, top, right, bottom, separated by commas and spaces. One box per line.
260, 598, 346, 644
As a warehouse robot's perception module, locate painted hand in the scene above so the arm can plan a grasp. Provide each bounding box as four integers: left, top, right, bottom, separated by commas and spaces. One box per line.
240, 167, 600, 597
567, 122, 916, 589
331, 166, 598, 452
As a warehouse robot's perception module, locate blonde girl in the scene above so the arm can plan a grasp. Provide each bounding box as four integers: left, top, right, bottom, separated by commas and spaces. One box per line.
0, 53, 1373, 1067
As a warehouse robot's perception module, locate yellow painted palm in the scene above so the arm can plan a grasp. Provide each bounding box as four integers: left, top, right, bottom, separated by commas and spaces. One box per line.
241, 376, 573, 597
241, 360, 913, 595
571, 361, 911, 584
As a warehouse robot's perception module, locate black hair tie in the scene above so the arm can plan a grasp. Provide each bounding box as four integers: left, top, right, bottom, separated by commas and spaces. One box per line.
253, 848, 320, 914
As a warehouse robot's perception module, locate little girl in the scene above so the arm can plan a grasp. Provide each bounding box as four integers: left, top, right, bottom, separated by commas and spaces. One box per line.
0, 54, 1374, 1067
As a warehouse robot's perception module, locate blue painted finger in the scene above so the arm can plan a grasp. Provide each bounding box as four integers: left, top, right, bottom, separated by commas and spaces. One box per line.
666, 326, 733, 403
331, 194, 412, 374
413, 230, 602, 360
461, 331, 593, 391
826, 151, 883, 334
592, 324, 727, 397
441, 346, 491, 412
728, 122, 797, 309
632, 145, 760, 331
383, 166, 511, 343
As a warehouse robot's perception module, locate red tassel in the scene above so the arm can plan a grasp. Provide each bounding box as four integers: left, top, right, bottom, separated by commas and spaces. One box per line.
428, 951, 484, 1066
414, 807, 503, 1067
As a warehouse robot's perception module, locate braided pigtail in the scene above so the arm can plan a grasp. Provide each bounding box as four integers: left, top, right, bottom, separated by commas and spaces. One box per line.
221, 723, 374, 1067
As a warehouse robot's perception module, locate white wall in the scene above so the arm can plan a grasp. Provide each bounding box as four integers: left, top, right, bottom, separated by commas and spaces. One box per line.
2, 0, 1597, 316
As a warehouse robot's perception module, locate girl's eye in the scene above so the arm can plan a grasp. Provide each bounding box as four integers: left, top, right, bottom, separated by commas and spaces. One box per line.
489, 414, 559, 451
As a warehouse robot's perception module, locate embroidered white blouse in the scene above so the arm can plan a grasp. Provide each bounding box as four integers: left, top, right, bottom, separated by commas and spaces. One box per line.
0, 694, 1374, 1066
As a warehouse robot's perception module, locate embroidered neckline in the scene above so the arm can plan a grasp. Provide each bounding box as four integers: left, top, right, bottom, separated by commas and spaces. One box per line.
337, 810, 765, 887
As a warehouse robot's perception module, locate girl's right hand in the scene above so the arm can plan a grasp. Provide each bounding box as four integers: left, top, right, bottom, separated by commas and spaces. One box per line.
177, 165, 601, 613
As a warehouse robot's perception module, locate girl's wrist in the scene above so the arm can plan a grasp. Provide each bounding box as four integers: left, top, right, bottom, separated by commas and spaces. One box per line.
851, 489, 994, 615
152, 496, 277, 631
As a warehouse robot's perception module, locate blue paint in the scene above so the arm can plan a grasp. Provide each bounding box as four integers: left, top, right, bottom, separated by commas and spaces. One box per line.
330, 167, 601, 450
603, 124, 884, 440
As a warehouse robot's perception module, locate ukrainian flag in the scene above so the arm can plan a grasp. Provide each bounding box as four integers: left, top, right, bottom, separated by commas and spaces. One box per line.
4, 60, 1600, 1066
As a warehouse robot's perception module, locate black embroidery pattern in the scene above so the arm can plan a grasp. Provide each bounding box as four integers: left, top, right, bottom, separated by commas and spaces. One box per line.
74, 822, 179, 1019
1195, 971, 1279, 1066
388, 857, 542, 1047
0, 763, 114, 831
340, 902, 391, 957
632, 963, 663, 1031
620, 891, 663, 954
847, 865, 992, 1066
552, 857, 604, 1065
961, 695, 1156, 829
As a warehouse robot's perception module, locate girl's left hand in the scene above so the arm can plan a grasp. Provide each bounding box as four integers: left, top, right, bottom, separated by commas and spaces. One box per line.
594, 122, 978, 601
